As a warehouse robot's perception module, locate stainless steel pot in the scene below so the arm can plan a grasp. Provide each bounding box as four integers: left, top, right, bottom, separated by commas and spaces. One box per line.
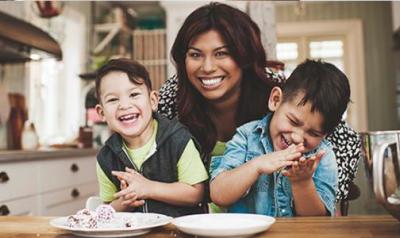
361, 131, 400, 221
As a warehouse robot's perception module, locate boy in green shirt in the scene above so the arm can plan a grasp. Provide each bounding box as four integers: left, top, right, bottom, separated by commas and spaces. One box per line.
95, 58, 208, 217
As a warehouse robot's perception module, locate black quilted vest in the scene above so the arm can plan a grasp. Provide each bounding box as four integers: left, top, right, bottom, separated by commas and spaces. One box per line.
97, 113, 204, 217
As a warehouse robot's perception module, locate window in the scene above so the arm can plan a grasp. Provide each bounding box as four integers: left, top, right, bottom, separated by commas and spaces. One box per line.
28, 8, 86, 146
277, 37, 346, 78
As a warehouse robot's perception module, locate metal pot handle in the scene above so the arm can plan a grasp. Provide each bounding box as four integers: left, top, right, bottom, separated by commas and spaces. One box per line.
372, 142, 393, 204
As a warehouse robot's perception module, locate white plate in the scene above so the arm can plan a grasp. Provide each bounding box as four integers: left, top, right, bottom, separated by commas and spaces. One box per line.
172, 213, 275, 237
50, 212, 172, 237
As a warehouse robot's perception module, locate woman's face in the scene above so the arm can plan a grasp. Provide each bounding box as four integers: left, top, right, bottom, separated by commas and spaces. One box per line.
185, 30, 242, 104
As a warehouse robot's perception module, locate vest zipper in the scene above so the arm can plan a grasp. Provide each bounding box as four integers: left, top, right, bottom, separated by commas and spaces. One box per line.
121, 147, 148, 213
121, 143, 157, 214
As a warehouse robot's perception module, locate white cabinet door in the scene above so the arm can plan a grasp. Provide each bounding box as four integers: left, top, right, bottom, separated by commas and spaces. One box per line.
40, 182, 98, 216
0, 196, 39, 216
38, 156, 97, 193
0, 161, 39, 201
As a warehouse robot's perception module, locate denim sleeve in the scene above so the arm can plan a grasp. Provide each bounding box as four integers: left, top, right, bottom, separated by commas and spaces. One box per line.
313, 146, 338, 216
209, 127, 249, 181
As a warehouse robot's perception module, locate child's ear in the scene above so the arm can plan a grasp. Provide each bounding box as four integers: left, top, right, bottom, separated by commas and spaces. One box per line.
95, 104, 106, 122
150, 90, 159, 112
268, 87, 283, 112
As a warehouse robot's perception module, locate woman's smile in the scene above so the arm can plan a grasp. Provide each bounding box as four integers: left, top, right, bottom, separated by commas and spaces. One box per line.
199, 76, 224, 89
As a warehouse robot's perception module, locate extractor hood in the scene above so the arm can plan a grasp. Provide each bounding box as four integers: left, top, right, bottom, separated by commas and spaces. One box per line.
0, 11, 62, 63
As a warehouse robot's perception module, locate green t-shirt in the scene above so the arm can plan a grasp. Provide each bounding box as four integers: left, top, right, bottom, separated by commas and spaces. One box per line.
97, 120, 209, 202
212, 141, 226, 157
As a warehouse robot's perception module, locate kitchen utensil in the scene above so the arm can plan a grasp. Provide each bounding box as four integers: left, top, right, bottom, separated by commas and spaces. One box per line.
360, 131, 400, 221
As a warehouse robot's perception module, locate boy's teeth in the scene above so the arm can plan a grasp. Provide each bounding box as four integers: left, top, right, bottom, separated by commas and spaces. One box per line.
120, 114, 137, 121
283, 136, 290, 146
201, 77, 222, 86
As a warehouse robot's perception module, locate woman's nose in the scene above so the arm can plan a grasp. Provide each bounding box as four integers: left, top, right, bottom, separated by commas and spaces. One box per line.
201, 57, 217, 73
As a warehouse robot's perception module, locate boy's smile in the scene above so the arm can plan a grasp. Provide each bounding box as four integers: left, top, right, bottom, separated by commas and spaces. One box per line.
96, 71, 158, 148
268, 87, 326, 153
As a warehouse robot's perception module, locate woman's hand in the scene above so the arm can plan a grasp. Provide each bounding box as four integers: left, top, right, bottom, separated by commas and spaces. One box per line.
255, 143, 305, 175
282, 150, 325, 183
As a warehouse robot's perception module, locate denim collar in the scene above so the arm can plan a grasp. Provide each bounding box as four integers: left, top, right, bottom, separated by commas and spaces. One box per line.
253, 112, 274, 153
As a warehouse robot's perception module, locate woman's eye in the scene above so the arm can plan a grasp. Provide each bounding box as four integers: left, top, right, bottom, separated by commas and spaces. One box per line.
130, 93, 139, 98
188, 52, 201, 58
215, 51, 229, 57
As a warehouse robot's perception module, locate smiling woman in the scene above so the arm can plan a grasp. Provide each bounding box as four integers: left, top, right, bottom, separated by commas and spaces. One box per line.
158, 2, 361, 212
159, 2, 278, 163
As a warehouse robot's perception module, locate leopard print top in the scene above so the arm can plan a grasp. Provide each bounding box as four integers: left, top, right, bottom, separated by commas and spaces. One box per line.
158, 70, 361, 201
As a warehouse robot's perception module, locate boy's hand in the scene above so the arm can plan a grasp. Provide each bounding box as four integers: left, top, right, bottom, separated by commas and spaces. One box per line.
256, 144, 304, 175
112, 168, 152, 206
118, 179, 145, 207
282, 150, 325, 183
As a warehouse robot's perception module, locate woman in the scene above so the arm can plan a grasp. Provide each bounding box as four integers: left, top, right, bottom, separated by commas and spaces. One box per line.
158, 2, 360, 204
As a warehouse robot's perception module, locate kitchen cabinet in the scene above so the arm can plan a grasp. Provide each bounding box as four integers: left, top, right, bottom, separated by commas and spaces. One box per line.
0, 149, 98, 216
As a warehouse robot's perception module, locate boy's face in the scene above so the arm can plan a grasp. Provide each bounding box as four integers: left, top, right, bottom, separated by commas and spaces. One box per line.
268, 87, 326, 153
95, 71, 158, 145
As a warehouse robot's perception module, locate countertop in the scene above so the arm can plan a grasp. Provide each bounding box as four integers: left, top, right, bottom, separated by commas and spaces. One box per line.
0, 148, 98, 163
0, 215, 399, 238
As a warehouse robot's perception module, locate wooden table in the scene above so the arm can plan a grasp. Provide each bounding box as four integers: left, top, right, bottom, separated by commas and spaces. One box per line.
0, 215, 399, 238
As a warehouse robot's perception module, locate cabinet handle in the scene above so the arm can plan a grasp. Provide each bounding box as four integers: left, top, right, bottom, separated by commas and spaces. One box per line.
0, 171, 9, 183
71, 188, 80, 198
70, 163, 79, 173
0, 205, 10, 216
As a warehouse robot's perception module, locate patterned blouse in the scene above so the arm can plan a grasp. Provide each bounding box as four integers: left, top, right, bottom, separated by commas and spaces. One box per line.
158, 68, 361, 201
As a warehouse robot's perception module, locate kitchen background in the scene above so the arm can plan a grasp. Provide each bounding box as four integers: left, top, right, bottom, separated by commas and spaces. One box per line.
0, 1, 399, 216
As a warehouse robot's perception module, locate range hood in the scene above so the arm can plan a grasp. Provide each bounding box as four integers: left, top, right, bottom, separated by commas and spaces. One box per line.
0, 11, 62, 63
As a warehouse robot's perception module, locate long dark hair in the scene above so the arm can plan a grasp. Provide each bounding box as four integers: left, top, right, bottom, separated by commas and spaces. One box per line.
171, 2, 276, 158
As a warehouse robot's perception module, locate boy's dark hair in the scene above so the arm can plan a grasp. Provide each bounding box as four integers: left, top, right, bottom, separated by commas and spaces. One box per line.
282, 59, 351, 134
95, 58, 152, 102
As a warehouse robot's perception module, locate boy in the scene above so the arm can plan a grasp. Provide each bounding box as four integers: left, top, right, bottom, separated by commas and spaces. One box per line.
95, 58, 208, 217
210, 59, 350, 216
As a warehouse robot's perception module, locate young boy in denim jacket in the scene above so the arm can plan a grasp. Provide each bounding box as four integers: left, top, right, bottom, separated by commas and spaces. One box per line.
95, 58, 208, 217
210, 59, 350, 216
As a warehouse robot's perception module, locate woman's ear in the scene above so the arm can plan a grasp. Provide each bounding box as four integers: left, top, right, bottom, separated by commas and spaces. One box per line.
268, 87, 283, 112
95, 104, 106, 122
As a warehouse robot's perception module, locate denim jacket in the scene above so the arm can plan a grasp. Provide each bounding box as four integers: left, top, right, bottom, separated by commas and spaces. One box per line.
210, 113, 338, 217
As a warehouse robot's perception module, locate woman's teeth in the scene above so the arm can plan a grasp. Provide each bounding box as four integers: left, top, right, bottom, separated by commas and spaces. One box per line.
201, 77, 223, 86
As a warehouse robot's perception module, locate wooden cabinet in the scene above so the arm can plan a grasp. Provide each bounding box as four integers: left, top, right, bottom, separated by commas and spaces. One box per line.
0, 153, 98, 216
